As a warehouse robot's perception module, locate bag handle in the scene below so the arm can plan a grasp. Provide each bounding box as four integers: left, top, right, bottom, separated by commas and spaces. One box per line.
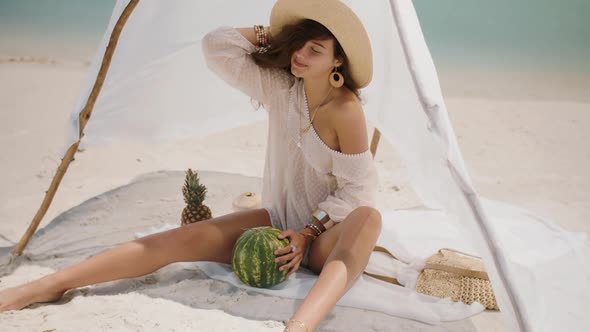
362, 245, 401, 285
362, 246, 489, 284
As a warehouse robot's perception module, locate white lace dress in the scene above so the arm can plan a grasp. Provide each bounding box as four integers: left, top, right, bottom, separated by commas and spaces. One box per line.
202, 26, 379, 233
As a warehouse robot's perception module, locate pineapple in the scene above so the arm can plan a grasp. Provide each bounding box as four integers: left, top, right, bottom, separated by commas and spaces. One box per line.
181, 169, 212, 226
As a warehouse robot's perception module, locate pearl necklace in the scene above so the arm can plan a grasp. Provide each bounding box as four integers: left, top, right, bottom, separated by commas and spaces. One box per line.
297, 84, 333, 148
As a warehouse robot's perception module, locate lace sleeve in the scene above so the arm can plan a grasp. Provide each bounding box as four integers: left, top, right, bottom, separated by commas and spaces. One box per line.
201, 26, 292, 107
317, 150, 379, 222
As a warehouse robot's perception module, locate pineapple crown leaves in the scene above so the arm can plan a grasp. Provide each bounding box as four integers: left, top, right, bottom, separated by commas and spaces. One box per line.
182, 168, 208, 206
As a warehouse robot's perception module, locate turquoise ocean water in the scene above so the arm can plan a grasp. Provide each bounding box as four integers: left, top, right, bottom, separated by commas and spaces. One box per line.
0, 0, 588, 73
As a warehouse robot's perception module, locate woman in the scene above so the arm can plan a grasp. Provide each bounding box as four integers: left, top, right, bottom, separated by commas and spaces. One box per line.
0, 1, 381, 331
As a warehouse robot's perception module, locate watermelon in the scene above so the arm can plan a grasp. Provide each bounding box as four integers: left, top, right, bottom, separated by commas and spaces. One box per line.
231, 226, 290, 288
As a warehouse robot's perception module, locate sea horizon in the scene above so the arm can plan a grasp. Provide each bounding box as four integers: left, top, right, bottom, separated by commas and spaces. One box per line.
1, 0, 588, 101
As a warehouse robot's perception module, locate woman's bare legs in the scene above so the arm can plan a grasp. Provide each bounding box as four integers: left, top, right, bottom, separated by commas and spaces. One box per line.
0, 208, 272, 312
285, 206, 382, 332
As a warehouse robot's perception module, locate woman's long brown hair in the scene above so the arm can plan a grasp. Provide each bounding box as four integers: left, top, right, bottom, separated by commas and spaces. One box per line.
252, 19, 361, 99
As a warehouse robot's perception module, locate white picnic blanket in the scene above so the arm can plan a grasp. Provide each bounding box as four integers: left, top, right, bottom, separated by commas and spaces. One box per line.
136, 197, 589, 325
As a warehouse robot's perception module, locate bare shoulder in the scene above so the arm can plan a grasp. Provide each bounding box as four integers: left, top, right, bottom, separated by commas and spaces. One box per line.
333, 90, 364, 117
329, 89, 369, 155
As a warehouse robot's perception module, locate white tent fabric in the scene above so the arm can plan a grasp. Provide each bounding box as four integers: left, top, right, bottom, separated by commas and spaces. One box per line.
62, 0, 590, 331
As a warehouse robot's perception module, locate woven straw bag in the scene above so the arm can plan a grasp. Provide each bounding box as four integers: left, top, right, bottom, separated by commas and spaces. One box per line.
365, 247, 499, 310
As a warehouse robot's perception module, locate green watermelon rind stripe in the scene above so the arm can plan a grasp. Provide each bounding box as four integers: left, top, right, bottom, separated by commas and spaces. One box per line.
232, 227, 290, 288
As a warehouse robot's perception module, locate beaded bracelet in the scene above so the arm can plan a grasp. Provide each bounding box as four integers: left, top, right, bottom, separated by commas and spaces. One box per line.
253, 25, 267, 46
303, 224, 317, 236
253, 24, 271, 53
305, 223, 322, 237
310, 223, 323, 235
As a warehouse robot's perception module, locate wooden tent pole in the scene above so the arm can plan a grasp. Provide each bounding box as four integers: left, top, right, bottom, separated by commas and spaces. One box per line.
11, 0, 141, 256
370, 128, 381, 159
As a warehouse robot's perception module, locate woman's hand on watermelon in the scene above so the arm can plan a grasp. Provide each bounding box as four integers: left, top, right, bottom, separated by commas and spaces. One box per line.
274, 229, 307, 277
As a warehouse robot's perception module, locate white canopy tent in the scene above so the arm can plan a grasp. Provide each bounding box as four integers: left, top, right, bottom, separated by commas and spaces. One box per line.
11, 1, 589, 331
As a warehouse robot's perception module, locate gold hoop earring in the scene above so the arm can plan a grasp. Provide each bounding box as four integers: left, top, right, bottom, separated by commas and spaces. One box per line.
329, 67, 344, 88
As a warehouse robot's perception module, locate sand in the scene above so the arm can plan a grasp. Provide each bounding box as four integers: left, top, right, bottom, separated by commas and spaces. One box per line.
0, 60, 588, 331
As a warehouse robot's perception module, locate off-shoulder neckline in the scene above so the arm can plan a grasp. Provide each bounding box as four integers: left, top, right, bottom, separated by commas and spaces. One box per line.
298, 80, 372, 159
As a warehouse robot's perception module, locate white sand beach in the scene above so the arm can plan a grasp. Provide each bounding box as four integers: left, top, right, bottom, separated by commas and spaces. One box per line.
0, 59, 589, 331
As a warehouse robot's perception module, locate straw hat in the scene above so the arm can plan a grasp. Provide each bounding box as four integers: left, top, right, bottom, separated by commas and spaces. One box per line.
269, 0, 373, 88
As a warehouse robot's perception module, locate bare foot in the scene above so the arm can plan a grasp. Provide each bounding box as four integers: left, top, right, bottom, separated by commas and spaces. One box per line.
0, 279, 66, 312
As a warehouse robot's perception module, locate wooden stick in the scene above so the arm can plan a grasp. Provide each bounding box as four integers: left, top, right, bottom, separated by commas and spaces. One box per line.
370, 128, 381, 159
11, 0, 141, 256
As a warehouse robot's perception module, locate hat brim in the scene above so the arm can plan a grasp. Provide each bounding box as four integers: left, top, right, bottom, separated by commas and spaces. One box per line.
269, 0, 373, 88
